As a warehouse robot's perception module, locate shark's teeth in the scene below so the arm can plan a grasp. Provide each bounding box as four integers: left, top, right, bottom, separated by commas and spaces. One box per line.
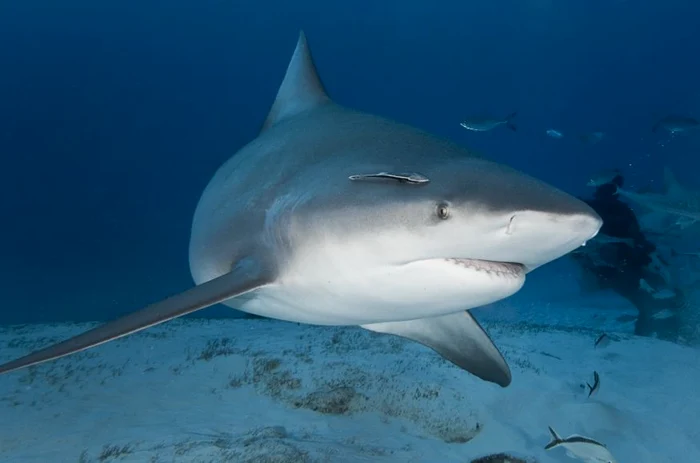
445, 258, 525, 278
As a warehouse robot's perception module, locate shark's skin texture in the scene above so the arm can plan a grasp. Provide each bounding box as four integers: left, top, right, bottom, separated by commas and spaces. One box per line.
0, 32, 602, 387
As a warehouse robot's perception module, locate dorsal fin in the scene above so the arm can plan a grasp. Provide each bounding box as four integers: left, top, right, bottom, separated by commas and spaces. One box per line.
663, 166, 684, 198
261, 31, 330, 132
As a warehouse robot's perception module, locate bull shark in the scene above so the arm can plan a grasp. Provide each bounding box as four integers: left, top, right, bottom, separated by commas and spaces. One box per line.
617, 167, 700, 228
0, 32, 602, 387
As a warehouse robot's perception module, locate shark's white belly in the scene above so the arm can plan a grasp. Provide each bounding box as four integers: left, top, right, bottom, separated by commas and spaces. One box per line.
226, 258, 526, 325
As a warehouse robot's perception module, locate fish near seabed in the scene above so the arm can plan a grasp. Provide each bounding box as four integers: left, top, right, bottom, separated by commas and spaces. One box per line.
594, 333, 611, 348
545, 426, 617, 463
0, 32, 602, 388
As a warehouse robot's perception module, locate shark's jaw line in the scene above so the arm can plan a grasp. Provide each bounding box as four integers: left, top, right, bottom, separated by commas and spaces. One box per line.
234, 254, 527, 326
435, 258, 525, 277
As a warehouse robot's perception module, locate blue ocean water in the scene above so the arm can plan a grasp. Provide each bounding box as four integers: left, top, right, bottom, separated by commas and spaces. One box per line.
1, 2, 700, 462
1, 1, 698, 325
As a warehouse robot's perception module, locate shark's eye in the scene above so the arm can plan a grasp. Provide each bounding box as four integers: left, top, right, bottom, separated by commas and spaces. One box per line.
436, 203, 450, 220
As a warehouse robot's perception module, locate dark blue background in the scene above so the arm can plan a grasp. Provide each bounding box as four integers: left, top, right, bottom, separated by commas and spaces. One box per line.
0, 0, 698, 324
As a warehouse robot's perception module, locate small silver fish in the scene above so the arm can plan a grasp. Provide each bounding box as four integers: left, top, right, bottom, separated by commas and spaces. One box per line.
651, 308, 675, 320
586, 168, 621, 187
652, 115, 699, 134
639, 278, 655, 293
594, 333, 610, 349
546, 128, 563, 138
545, 426, 617, 463
652, 289, 676, 300
460, 112, 517, 132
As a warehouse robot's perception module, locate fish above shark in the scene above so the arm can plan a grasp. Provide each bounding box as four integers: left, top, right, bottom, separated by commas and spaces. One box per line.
0, 32, 602, 388
460, 112, 517, 132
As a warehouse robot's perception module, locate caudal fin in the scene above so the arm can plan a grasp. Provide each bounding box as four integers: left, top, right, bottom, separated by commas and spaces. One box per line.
544, 426, 563, 450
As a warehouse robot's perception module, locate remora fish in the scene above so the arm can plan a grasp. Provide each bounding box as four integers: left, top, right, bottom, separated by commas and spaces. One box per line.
0, 32, 601, 388
460, 112, 517, 132
545, 426, 617, 463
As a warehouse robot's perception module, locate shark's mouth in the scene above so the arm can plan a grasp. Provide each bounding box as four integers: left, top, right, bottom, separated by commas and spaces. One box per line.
445, 258, 526, 278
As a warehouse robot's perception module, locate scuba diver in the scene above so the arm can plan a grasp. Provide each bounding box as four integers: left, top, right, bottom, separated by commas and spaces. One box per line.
571, 173, 684, 341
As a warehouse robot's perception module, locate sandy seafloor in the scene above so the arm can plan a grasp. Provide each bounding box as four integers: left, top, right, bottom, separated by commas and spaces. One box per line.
1, 299, 698, 463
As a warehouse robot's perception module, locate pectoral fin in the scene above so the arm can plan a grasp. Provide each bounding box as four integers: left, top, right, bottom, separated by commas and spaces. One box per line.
361, 311, 511, 387
0, 260, 272, 375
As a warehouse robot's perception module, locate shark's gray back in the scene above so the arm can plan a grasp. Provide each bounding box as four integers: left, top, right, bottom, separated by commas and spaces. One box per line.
188, 102, 481, 281
189, 99, 584, 287
188, 31, 587, 286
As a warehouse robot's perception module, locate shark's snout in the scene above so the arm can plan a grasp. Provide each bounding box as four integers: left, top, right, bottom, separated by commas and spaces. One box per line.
504, 205, 602, 272
508, 206, 602, 239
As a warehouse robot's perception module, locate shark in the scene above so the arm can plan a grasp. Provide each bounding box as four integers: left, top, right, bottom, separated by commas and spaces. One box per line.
617, 167, 700, 228
652, 115, 699, 134
0, 32, 602, 387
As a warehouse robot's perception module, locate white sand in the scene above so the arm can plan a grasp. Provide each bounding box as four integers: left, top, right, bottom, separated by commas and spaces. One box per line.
1, 311, 698, 462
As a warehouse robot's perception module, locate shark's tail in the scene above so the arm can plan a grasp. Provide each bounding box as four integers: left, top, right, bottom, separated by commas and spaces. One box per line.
544, 426, 563, 450
505, 112, 517, 131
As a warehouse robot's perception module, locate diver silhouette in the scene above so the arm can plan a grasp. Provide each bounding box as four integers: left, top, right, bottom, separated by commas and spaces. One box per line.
572, 174, 684, 341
